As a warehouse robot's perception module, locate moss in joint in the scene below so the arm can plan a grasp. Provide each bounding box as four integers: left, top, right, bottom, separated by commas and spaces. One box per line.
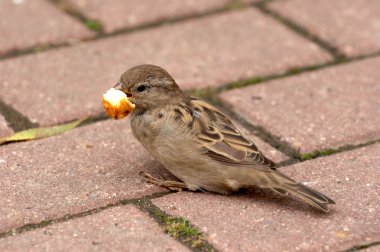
300, 149, 337, 160
188, 87, 218, 100
164, 217, 200, 238
226, 76, 266, 89
153, 210, 207, 249
85, 20, 103, 32
225, 0, 248, 10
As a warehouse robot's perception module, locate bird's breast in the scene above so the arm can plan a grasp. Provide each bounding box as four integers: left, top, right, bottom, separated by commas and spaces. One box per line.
131, 109, 197, 156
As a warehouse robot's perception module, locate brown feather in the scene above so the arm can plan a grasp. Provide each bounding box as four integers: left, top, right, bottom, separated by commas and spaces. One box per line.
189, 97, 276, 169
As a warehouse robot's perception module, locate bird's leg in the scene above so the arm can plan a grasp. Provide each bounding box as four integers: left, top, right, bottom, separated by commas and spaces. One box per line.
139, 171, 188, 192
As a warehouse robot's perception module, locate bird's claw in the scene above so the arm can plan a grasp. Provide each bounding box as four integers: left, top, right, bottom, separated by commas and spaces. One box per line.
139, 171, 187, 192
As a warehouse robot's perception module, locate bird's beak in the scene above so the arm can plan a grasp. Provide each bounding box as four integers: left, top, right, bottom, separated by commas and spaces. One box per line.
113, 82, 123, 91
114, 82, 132, 97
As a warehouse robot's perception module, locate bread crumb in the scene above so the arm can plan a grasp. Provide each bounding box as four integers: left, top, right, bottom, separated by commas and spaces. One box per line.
102, 88, 135, 119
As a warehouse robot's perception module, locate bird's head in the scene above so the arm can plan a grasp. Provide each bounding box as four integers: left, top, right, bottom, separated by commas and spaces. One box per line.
114, 64, 184, 110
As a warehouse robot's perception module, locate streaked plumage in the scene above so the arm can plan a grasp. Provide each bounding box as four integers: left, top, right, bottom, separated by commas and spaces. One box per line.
114, 64, 335, 212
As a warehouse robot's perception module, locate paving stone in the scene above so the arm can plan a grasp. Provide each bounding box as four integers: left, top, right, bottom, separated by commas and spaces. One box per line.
154, 144, 380, 252
219, 57, 380, 154
0, 0, 93, 55
0, 8, 331, 126
67, 0, 232, 33
365, 245, 380, 252
268, 0, 380, 57
0, 205, 189, 252
0, 114, 13, 138
0, 119, 174, 233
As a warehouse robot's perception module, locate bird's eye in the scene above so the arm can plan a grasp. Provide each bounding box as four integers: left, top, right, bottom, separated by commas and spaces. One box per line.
137, 85, 146, 92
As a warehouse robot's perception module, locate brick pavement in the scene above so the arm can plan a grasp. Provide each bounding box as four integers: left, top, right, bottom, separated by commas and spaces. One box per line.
0, 8, 330, 126
0, 0, 93, 56
66, 0, 233, 33
0, 0, 379, 251
0, 205, 189, 252
0, 120, 166, 233
154, 144, 380, 251
219, 57, 380, 154
0, 114, 13, 138
268, 0, 380, 57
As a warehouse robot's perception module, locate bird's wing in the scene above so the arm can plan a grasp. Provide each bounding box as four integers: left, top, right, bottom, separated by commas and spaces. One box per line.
176, 97, 276, 169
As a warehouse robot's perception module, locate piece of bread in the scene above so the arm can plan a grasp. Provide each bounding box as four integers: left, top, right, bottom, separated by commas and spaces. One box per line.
102, 88, 135, 119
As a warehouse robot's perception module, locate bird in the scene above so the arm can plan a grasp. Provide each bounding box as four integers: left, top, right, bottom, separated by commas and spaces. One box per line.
113, 64, 335, 212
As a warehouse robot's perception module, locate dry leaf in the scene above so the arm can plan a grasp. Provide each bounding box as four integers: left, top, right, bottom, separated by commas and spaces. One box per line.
0, 117, 87, 144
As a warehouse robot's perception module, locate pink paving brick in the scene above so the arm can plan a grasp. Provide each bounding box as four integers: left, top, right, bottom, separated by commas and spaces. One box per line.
0, 0, 93, 55
364, 245, 380, 252
0, 119, 171, 233
0, 119, 287, 231
0, 114, 13, 138
154, 144, 380, 252
0, 8, 331, 126
268, 0, 380, 57
220, 56, 380, 154
67, 0, 232, 33
0, 205, 189, 252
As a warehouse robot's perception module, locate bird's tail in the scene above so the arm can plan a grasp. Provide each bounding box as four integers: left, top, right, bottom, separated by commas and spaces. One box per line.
247, 169, 336, 212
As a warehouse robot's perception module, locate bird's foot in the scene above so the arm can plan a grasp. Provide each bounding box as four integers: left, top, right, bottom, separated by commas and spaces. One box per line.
139, 171, 188, 192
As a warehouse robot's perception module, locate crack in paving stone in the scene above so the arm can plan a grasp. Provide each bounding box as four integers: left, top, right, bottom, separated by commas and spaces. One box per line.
136, 198, 217, 252
340, 241, 380, 252
0, 99, 38, 132
253, 1, 346, 60
0, 191, 170, 240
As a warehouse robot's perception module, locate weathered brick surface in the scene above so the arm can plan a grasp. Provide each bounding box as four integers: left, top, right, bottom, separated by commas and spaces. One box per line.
268, 0, 380, 57
220, 57, 380, 153
0, 205, 189, 252
0, 119, 169, 233
0, 113, 286, 235
0, 0, 93, 55
67, 0, 232, 33
0, 8, 330, 126
0, 114, 13, 138
154, 144, 380, 252
0, 0, 377, 251
365, 245, 380, 252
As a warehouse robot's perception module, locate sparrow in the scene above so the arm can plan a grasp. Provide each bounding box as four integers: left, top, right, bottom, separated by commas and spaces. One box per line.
113, 64, 335, 212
